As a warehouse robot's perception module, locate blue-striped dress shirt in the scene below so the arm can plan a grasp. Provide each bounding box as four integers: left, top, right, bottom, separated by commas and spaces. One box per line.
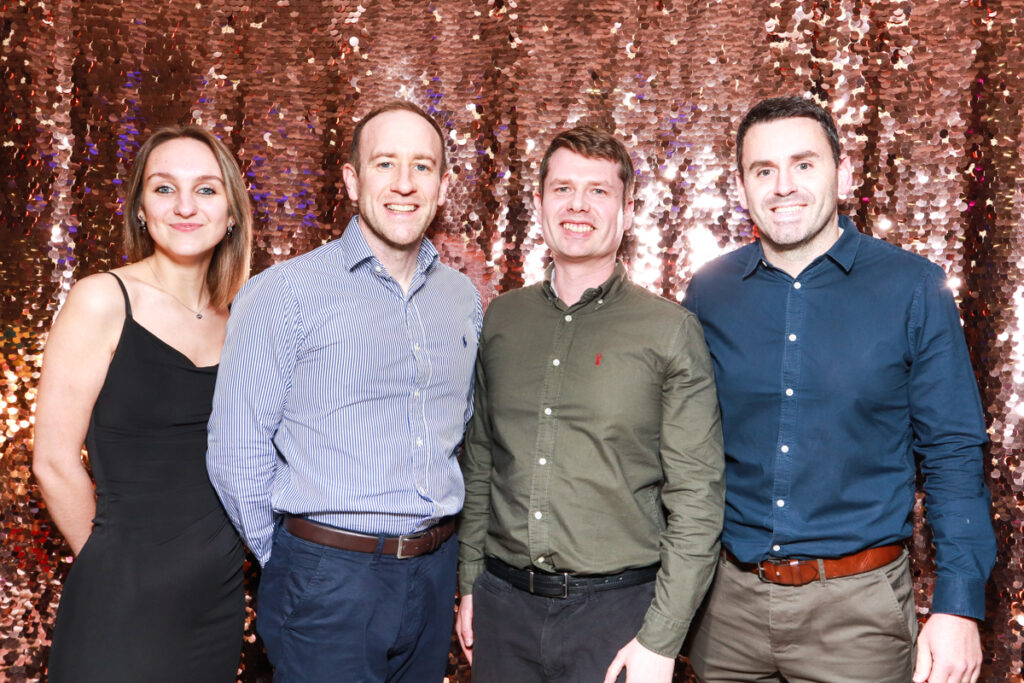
207, 216, 482, 566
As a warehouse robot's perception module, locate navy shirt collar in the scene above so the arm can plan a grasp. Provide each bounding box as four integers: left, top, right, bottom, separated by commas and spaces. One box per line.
742, 214, 861, 278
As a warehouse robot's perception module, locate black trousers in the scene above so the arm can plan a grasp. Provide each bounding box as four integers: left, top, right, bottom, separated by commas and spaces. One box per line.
470, 569, 658, 683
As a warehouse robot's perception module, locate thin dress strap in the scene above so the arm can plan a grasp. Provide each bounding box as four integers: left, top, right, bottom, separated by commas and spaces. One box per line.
107, 272, 132, 318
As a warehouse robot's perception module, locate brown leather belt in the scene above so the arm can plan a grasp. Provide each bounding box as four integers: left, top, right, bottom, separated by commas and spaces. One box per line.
724, 544, 903, 586
283, 515, 454, 559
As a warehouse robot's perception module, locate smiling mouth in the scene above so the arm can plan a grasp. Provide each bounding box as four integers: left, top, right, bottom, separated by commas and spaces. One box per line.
170, 223, 203, 231
561, 221, 594, 233
770, 206, 804, 217
386, 204, 417, 213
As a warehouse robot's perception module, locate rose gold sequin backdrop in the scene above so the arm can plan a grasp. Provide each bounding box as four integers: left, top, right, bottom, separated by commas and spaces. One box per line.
1, 0, 1022, 680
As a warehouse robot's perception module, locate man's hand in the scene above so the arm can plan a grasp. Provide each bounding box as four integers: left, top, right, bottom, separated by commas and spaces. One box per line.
603, 638, 675, 683
912, 613, 982, 683
455, 594, 475, 664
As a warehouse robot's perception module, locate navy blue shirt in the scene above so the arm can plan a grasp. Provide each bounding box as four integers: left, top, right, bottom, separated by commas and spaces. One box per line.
684, 215, 995, 619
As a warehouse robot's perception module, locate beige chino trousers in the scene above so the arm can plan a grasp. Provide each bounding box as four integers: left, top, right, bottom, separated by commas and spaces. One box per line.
687, 550, 917, 683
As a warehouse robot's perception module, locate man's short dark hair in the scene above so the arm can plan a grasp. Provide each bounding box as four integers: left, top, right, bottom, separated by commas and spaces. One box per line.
736, 96, 841, 176
348, 100, 447, 174
539, 126, 634, 207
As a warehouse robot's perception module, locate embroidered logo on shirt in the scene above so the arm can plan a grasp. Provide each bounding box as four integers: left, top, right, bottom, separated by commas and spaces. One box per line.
462, 335, 467, 347
595, 353, 603, 366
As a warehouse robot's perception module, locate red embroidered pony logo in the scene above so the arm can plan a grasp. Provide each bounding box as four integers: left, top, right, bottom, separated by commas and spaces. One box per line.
595, 353, 603, 366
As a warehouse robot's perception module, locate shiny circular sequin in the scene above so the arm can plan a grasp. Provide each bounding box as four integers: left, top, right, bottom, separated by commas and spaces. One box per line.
2, 2, 1022, 681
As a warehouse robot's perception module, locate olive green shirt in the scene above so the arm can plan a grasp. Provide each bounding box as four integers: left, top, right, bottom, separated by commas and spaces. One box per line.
458, 264, 725, 656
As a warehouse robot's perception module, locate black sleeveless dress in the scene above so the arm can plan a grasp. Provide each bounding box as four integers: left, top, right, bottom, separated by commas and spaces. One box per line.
47, 273, 245, 683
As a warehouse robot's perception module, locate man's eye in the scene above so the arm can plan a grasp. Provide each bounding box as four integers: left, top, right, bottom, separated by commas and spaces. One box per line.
592, 188, 607, 195
756, 169, 772, 177
797, 162, 812, 170
415, 163, 430, 172
377, 161, 393, 170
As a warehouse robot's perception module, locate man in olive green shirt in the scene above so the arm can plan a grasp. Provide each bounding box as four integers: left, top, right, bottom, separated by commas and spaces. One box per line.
456, 126, 725, 683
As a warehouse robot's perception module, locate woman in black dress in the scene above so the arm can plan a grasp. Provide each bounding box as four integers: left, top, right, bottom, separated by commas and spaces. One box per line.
33, 126, 252, 682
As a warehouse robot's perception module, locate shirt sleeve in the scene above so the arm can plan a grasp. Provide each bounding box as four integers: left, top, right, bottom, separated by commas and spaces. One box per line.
909, 265, 996, 620
207, 268, 302, 567
457, 327, 493, 595
462, 290, 484, 428
636, 312, 726, 656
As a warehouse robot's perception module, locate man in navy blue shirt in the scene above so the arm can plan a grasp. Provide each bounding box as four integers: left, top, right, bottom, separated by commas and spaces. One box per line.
684, 96, 995, 683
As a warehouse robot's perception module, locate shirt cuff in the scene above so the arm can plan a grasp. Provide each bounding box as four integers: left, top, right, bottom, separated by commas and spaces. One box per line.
636, 604, 690, 658
931, 575, 987, 621
459, 559, 484, 596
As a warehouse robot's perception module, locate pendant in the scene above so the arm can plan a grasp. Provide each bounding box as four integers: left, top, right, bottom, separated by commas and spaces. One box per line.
196, 312, 203, 320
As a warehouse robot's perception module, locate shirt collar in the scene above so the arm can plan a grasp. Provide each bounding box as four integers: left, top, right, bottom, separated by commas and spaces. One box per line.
339, 215, 440, 275
542, 261, 627, 309
742, 214, 860, 278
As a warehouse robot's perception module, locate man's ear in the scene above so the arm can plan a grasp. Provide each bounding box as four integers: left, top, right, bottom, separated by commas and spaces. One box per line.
734, 170, 749, 211
437, 169, 452, 207
342, 162, 360, 202
837, 155, 853, 200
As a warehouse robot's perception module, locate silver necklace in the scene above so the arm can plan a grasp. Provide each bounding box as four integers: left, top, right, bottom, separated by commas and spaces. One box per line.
146, 260, 206, 320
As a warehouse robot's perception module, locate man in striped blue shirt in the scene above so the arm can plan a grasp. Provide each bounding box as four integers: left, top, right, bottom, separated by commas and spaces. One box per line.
207, 101, 482, 682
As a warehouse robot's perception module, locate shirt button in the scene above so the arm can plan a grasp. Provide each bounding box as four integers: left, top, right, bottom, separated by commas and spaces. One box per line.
534, 511, 543, 520
780, 445, 789, 453
597, 299, 604, 304
772, 544, 781, 552
374, 265, 382, 273
538, 458, 547, 465
793, 282, 802, 289
537, 556, 545, 563
564, 314, 573, 322
776, 499, 785, 507
788, 333, 797, 342
552, 359, 560, 366
785, 388, 794, 396
416, 437, 423, 447
414, 389, 420, 397
544, 407, 552, 416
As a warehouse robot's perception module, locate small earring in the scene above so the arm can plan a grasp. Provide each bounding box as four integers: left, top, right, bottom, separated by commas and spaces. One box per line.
226, 223, 234, 238
139, 218, 148, 232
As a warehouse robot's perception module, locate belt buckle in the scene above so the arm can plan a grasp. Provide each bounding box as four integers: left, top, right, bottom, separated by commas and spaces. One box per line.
527, 569, 570, 598
756, 558, 786, 583
396, 531, 421, 560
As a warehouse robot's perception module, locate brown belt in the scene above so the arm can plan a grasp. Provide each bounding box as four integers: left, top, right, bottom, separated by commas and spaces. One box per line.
724, 544, 903, 586
283, 515, 454, 559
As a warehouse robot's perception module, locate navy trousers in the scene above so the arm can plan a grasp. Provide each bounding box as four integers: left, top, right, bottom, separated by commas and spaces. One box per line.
257, 524, 458, 683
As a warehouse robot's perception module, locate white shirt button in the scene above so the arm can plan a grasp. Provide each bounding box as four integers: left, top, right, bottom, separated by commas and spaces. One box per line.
793, 282, 802, 289
537, 556, 545, 563
544, 407, 552, 415
788, 333, 797, 342
534, 511, 543, 520
772, 544, 781, 552
785, 388, 794, 396
780, 445, 790, 453
374, 265, 382, 272
597, 299, 604, 304
776, 499, 785, 507
414, 343, 420, 351
538, 458, 547, 465
565, 314, 573, 322
416, 437, 423, 447
414, 389, 420, 397
552, 359, 560, 366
